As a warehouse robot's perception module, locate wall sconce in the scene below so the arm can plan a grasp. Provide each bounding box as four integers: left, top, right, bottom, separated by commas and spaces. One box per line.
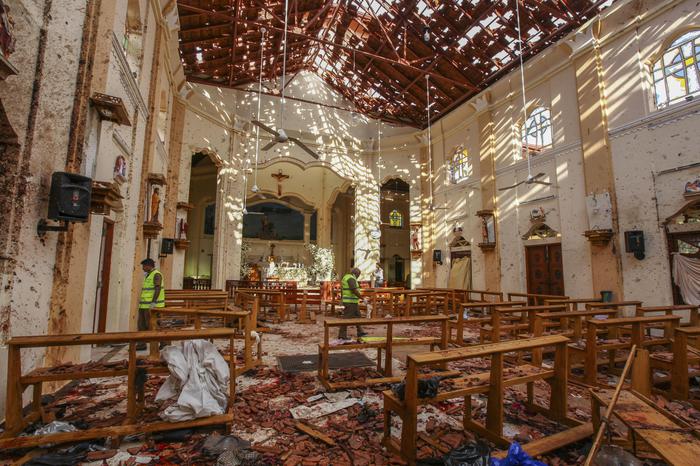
624, 230, 645, 260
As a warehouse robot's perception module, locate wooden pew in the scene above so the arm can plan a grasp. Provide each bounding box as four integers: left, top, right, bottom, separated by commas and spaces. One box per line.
636, 304, 699, 326
480, 304, 568, 343
318, 315, 450, 390
236, 288, 286, 322
448, 301, 525, 346
508, 292, 568, 306
0, 329, 236, 450
532, 309, 620, 345
648, 326, 700, 402
590, 388, 700, 465
467, 289, 505, 303
543, 297, 603, 312
383, 335, 587, 465
151, 295, 263, 372
164, 289, 229, 309
570, 315, 681, 385
585, 300, 643, 317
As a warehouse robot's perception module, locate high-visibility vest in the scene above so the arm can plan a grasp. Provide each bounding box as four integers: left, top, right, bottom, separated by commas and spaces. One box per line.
139, 269, 165, 309
341, 273, 360, 304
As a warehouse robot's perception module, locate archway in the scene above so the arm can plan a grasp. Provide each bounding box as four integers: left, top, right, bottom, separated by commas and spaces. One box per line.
380, 178, 410, 286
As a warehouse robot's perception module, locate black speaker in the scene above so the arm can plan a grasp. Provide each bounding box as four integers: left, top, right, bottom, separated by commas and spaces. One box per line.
47, 172, 92, 222
161, 238, 174, 255
433, 249, 442, 264
624, 230, 645, 260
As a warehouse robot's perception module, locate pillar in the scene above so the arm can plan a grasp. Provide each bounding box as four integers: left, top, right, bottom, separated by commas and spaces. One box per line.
354, 180, 380, 280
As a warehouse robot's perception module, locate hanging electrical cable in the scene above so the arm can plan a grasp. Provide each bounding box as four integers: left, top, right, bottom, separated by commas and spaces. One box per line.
498, 1, 552, 192
426, 74, 435, 210
278, 0, 289, 141
252, 27, 267, 193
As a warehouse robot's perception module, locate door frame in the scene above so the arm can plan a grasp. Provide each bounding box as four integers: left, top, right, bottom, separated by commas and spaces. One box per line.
666, 229, 700, 305
94, 219, 115, 333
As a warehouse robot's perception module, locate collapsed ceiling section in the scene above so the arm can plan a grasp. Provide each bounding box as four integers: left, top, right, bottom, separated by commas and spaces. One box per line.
177, 0, 615, 128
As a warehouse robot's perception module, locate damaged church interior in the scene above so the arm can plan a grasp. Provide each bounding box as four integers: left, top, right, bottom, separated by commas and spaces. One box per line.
2, 0, 700, 464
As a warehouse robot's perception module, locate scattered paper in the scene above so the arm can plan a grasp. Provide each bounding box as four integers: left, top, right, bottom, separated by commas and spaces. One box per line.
289, 398, 360, 420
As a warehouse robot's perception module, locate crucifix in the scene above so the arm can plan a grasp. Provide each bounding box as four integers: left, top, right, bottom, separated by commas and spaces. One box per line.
271, 169, 289, 196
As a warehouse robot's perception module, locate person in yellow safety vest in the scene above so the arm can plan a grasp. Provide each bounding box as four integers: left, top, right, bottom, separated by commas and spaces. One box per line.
137, 258, 165, 349
338, 267, 367, 340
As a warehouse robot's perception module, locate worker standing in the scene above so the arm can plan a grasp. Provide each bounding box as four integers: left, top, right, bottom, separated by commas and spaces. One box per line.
338, 267, 367, 340
137, 258, 165, 349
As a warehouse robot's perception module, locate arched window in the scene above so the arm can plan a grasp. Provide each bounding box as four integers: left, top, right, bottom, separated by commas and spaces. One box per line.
653, 30, 700, 108
389, 210, 403, 228
451, 147, 470, 183
522, 106, 552, 154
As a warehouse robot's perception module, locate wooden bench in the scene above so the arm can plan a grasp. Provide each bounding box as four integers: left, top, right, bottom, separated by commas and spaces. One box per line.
532, 309, 620, 345
466, 289, 505, 303
236, 288, 286, 322
508, 292, 569, 306
570, 315, 681, 385
647, 326, 700, 401
586, 300, 643, 317
590, 388, 700, 465
150, 306, 262, 373
164, 289, 229, 309
480, 304, 568, 343
318, 315, 450, 390
636, 304, 699, 326
448, 301, 525, 346
0, 328, 236, 450
383, 335, 586, 465
544, 297, 603, 312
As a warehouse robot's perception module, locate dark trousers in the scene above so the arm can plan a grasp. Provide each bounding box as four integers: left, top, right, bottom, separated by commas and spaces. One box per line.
137, 308, 150, 331
338, 302, 364, 339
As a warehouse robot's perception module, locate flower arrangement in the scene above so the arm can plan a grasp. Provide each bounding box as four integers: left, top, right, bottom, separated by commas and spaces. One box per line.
305, 243, 335, 285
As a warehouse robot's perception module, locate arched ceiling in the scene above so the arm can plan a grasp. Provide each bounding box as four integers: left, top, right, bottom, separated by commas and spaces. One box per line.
177, 0, 615, 128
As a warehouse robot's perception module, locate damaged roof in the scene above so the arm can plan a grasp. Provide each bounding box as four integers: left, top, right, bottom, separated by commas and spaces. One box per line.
177, 0, 615, 128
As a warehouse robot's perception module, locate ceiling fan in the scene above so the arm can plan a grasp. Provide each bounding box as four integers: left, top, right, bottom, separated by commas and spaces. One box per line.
252, 0, 321, 160
498, 1, 553, 193
499, 172, 551, 191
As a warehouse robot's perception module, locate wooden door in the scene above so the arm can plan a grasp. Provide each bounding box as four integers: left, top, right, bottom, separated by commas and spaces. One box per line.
525, 243, 565, 296
95, 220, 114, 332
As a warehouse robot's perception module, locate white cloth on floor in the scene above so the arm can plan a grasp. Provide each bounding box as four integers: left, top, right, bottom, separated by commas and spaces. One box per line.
155, 339, 230, 422
673, 253, 700, 305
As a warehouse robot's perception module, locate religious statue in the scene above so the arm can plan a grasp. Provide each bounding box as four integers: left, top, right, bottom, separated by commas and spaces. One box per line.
248, 263, 261, 281
411, 224, 421, 251
266, 256, 277, 279
113, 155, 127, 182
177, 218, 188, 240
685, 178, 700, 194
150, 187, 160, 223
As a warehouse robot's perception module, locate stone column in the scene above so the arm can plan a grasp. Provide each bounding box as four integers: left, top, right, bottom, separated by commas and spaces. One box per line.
354, 180, 381, 280
211, 131, 245, 287
573, 29, 624, 299
477, 100, 502, 292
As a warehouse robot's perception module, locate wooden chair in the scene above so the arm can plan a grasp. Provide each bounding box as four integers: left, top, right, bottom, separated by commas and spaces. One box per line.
0, 329, 236, 450
318, 315, 450, 390
383, 335, 588, 465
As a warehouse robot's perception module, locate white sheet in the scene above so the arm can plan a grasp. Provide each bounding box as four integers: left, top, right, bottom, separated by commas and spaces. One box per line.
673, 253, 700, 306
155, 339, 230, 422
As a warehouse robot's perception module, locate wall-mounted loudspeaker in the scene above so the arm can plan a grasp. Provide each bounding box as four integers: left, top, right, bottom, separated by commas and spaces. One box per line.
47, 172, 92, 222
624, 230, 645, 260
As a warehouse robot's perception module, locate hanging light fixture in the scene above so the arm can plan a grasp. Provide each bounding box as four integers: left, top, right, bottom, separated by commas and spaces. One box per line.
251, 27, 267, 194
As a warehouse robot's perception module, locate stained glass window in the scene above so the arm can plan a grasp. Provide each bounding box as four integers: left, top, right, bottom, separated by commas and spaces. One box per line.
451, 148, 470, 183
389, 210, 403, 228
522, 107, 552, 154
653, 31, 700, 108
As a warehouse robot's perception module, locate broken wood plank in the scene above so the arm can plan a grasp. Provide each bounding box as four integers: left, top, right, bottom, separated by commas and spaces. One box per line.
295, 421, 337, 446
